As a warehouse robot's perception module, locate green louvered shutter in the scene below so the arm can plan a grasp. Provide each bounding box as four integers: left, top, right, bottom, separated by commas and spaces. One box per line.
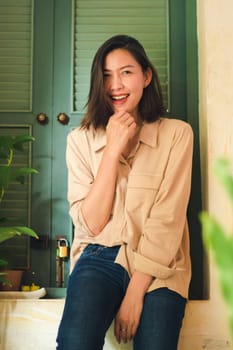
0, 0, 33, 112
73, 0, 169, 113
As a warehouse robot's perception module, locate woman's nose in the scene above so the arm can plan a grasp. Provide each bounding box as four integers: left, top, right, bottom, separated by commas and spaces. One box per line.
110, 74, 124, 90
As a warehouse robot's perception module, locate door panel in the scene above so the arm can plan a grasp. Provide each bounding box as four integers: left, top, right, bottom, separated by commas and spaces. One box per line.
50, 0, 74, 287
28, 0, 54, 287
0, 0, 53, 280
0, 0, 54, 286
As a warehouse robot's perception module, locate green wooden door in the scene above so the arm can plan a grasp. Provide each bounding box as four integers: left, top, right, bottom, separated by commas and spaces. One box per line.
0, 0, 60, 287
0, 0, 54, 279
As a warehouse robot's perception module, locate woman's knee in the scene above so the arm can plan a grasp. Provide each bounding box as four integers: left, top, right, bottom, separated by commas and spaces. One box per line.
134, 288, 186, 350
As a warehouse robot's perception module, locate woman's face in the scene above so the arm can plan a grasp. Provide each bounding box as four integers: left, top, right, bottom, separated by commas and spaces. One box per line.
103, 49, 151, 120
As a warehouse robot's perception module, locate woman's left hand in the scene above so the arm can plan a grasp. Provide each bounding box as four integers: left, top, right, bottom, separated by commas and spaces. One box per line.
114, 287, 144, 343
114, 270, 153, 343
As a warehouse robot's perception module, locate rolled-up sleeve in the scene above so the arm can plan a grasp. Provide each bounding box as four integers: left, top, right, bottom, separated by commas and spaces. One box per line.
133, 123, 193, 278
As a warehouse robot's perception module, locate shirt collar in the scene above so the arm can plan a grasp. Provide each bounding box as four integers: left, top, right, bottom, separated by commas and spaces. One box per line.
93, 128, 107, 152
139, 120, 160, 148
93, 119, 160, 152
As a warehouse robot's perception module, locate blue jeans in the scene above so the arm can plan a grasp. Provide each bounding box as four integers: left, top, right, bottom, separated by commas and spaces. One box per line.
56, 244, 186, 350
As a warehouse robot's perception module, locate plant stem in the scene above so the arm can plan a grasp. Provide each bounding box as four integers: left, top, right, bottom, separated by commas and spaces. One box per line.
7, 148, 13, 167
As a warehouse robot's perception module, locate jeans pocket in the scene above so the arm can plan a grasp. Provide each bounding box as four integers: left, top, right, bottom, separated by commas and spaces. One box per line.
81, 244, 121, 262
81, 244, 106, 257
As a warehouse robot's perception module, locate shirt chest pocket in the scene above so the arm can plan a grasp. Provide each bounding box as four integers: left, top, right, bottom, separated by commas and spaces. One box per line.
125, 173, 162, 213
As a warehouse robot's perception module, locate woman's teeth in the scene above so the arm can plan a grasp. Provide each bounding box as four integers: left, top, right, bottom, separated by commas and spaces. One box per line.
112, 94, 128, 100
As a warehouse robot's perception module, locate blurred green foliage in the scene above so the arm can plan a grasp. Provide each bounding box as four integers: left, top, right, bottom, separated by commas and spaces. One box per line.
0, 135, 38, 285
200, 158, 233, 340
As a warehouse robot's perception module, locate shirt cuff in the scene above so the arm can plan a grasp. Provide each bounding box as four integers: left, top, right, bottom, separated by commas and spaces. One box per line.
133, 251, 176, 279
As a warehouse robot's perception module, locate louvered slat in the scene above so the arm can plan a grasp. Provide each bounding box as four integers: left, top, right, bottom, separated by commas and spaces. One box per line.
73, 0, 169, 113
0, 0, 33, 111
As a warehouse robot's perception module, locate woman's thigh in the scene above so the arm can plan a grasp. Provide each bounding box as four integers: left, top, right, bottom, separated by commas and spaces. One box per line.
134, 288, 186, 350
56, 245, 129, 350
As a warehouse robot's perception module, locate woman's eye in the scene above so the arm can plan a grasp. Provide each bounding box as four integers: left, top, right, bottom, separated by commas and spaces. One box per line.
122, 70, 131, 75
103, 72, 111, 79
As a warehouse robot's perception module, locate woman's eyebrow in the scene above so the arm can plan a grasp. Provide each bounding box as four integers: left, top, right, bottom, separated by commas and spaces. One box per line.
120, 64, 136, 69
104, 64, 136, 72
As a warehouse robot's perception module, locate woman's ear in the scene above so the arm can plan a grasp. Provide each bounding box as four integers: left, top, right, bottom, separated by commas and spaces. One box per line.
144, 68, 152, 88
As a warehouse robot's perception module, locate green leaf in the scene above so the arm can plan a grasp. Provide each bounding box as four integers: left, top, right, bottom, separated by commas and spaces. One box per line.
12, 135, 35, 152
0, 166, 38, 202
12, 167, 38, 184
0, 226, 38, 244
0, 135, 35, 154
0, 136, 12, 153
0, 272, 11, 286
199, 211, 233, 338
200, 212, 233, 268
0, 166, 38, 187
0, 259, 7, 267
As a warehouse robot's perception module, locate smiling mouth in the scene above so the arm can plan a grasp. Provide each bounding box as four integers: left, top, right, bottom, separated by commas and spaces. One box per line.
111, 94, 129, 101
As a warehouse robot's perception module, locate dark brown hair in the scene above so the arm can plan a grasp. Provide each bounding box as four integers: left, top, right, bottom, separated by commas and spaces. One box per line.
81, 35, 164, 129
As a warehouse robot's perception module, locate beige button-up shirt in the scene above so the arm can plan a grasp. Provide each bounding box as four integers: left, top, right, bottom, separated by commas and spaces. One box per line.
67, 117, 193, 298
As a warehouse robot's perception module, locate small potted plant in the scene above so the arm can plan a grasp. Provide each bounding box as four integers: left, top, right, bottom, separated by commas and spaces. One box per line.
0, 134, 38, 288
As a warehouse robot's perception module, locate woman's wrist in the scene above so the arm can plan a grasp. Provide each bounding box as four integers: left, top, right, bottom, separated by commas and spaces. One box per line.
103, 144, 121, 161
127, 270, 153, 298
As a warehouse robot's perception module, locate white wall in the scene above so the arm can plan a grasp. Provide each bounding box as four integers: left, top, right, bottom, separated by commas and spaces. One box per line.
179, 0, 233, 348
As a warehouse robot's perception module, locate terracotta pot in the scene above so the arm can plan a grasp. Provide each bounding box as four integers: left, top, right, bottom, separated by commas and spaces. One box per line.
0, 270, 23, 291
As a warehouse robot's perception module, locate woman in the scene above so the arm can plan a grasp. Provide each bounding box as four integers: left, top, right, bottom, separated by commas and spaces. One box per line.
56, 34, 193, 350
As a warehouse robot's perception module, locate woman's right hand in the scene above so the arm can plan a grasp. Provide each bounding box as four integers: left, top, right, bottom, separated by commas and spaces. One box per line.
105, 111, 137, 157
